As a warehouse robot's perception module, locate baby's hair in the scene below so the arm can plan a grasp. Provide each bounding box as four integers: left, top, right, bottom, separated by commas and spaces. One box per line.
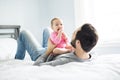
51, 17, 61, 28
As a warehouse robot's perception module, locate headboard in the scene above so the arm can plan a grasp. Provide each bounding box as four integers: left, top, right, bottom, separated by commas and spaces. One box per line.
0, 25, 20, 40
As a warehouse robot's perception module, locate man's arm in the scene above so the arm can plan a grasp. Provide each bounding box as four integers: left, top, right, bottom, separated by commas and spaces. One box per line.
38, 57, 71, 66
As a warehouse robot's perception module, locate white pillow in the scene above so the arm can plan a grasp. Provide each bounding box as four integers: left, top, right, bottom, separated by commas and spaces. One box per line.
0, 38, 17, 60
93, 40, 120, 55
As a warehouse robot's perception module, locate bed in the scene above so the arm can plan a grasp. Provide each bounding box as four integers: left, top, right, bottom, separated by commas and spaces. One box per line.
0, 25, 120, 80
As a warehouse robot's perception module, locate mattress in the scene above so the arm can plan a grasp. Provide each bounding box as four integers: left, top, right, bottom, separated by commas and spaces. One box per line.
0, 39, 120, 80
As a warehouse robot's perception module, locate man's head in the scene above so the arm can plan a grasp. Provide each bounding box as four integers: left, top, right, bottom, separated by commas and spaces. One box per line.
71, 23, 98, 52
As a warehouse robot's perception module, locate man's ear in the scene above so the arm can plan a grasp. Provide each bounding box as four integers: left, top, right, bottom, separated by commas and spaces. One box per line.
76, 40, 83, 49
75, 40, 80, 48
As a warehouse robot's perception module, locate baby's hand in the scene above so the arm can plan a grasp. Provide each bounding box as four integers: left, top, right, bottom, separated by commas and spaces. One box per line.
65, 45, 75, 52
58, 28, 63, 37
65, 45, 74, 52
58, 28, 63, 33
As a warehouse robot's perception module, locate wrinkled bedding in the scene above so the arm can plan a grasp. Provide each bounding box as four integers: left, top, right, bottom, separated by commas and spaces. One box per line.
0, 54, 120, 80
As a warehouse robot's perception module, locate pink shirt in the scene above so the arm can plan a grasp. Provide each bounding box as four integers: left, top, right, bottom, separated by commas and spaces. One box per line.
50, 32, 69, 48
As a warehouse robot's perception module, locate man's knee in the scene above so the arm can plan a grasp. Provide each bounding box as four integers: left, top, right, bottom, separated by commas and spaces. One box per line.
20, 30, 29, 36
43, 27, 52, 35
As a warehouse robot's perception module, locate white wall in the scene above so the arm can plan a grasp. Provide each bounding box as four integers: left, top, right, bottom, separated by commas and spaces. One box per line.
47, 0, 75, 38
0, 0, 49, 43
1, 0, 120, 44
0, 0, 75, 43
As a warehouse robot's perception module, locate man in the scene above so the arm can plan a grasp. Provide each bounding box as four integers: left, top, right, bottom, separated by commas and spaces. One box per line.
34, 23, 98, 66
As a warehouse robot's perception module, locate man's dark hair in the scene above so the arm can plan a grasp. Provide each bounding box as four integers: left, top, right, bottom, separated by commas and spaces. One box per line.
75, 23, 98, 52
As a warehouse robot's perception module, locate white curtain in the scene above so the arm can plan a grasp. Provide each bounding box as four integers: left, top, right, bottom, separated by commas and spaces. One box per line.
75, 0, 120, 42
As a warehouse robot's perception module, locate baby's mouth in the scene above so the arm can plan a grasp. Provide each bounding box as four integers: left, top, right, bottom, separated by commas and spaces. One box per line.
57, 29, 60, 31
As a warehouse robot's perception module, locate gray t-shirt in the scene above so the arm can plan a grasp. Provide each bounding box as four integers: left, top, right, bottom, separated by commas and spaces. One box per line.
39, 52, 93, 66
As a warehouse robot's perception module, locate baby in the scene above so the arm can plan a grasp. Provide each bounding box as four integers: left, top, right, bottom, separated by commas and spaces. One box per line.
34, 18, 73, 65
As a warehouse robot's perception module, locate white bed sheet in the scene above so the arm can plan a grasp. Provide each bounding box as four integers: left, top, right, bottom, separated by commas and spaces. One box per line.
0, 39, 120, 80
0, 54, 120, 80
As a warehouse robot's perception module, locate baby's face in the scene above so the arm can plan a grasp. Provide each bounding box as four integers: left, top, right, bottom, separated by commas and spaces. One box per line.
52, 19, 64, 32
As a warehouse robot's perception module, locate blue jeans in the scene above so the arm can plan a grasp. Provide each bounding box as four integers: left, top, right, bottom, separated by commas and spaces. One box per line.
15, 28, 51, 61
